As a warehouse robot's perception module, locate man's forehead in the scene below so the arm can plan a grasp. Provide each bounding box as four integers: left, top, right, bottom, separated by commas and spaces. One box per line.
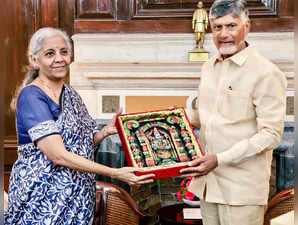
210, 13, 241, 24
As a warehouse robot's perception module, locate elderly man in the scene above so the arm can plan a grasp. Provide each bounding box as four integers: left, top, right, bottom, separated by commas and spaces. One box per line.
181, 0, 287, 224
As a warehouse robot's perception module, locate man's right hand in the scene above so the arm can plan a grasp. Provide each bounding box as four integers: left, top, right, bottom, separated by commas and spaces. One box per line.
179, 154, 218, 177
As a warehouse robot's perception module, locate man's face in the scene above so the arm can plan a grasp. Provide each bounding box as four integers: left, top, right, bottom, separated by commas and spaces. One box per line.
210, 13, 250, 57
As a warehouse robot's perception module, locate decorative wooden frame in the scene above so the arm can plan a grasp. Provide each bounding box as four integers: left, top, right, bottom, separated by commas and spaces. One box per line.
133, 0, 278, 19
72, 0, 294, 33
116, 108, 203, 179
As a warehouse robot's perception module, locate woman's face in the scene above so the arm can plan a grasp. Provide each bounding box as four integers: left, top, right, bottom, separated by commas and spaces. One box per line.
33, 35, 71, 81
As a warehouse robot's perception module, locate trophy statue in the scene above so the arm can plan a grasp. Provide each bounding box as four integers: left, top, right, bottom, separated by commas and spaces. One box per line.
189, 1, 209, 62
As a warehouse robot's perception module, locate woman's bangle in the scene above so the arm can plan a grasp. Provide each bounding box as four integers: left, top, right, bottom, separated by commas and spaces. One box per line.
111, 168, 116, 179
102, 126, 109, 137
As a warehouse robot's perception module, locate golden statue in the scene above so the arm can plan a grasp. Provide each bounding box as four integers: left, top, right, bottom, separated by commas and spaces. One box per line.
192, 1, 209, 51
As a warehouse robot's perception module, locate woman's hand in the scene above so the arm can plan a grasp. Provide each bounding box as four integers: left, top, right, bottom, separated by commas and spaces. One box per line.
112, 167, 155, 185
102, 108, 123, 137
94, 108, 123, 146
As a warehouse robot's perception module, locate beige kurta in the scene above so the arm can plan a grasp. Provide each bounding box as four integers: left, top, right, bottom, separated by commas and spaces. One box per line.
187, 45, 287, 205
271, 211, 294, 225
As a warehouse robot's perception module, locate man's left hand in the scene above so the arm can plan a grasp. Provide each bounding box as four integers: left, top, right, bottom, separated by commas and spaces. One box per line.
179, 154, 218, 177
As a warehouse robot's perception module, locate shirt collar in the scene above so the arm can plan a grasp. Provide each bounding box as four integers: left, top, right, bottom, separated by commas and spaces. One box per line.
213, 42, 252, 66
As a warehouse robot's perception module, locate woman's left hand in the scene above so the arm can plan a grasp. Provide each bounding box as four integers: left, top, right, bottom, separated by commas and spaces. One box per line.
102, 108, 123, 137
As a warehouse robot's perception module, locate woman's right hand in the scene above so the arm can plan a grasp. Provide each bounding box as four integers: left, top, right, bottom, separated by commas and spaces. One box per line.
112, 167, 155, 185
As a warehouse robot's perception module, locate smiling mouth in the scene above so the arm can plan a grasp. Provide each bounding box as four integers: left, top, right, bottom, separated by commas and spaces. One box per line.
220, 41, 234, 45
52, 67, 67, 73
52, 66, 66, 70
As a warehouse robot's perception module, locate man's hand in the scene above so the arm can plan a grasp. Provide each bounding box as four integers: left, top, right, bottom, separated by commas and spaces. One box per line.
179, 154, 218, 177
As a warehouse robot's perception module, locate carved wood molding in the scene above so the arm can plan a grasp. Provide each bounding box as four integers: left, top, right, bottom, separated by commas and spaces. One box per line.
74, 17, 294, 33
4, 136, 18, 171
133, 0, 278, 19
73, 0, 293, 33
34, 0, 60, 29
76, 0, 116, 19
4, 137, 17, 150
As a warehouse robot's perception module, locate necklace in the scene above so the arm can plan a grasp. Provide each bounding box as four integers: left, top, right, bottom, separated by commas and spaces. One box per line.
37, 78, 61, 101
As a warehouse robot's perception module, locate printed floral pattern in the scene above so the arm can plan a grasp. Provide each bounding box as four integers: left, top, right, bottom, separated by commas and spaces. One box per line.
5, 85, 99, 225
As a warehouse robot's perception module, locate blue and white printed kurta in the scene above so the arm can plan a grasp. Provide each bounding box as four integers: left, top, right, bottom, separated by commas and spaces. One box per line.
5, 84, 99, 225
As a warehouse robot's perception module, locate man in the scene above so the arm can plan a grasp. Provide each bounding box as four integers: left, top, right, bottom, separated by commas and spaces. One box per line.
192, 1, 209, 49
181, 0, 287, 224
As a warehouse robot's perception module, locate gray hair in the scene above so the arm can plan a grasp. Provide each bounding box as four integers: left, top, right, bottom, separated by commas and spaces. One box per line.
209, 0, 249, 22
29, 27, 72, 60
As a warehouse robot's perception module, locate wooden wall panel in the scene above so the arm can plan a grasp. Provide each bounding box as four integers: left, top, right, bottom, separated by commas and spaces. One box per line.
117, 0, 131, 20
133, 0, 277, 18
278, 0, 294, 16
4, 137, 18, 172
76, 0, 115, 19
59, 0, 76, 37
4, 0, 36, 137
1, 0, 9, 194
34, 0, 61, 29
75, 17, 294, 33
74, 0, 294, 33
2, 0, 37, 190
4, 172, 11, 192
40, 0, 59, 27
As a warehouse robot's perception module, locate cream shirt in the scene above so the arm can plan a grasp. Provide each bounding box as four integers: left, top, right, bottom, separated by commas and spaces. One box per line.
187, 45, 287, 205
271, 211, 294, 225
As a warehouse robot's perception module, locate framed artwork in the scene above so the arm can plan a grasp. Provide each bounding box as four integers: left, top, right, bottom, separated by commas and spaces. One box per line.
286, 90, 294, 122
102, 95, 120, 113
116, 108, 203, 179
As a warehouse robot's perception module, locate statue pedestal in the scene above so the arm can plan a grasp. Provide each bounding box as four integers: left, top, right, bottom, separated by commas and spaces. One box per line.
189, 48, 209, 62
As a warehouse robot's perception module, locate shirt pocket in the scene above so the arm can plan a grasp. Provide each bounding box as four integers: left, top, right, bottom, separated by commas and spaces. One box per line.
219, 90, 250, 121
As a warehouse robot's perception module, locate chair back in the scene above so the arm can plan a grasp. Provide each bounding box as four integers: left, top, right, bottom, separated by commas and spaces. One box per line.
94, 181, 153, 225
264, 188, 294, 225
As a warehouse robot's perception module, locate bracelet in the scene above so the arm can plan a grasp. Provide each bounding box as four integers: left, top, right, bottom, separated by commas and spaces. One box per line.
102, 126, 109, 137
111, 168, 116, 179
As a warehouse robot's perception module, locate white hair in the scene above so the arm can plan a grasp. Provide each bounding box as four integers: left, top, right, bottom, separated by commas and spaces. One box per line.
209, 0, 249, 23
28, 27, 72, 60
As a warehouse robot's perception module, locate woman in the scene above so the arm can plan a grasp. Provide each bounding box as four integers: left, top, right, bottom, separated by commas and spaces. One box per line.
5, 27, 154, 224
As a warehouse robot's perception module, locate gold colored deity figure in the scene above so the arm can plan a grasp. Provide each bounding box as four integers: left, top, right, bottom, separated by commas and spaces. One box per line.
192, 1, 209, 51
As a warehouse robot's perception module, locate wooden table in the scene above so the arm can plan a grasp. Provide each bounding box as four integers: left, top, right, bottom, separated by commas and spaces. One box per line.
157, 203, 203, 225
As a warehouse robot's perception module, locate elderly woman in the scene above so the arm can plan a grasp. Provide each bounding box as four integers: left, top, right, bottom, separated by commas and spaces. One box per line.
5, 27, 154, 224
